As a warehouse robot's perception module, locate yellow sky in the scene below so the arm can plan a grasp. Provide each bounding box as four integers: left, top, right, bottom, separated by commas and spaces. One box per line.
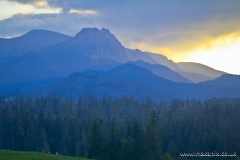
129, 24, 240, 75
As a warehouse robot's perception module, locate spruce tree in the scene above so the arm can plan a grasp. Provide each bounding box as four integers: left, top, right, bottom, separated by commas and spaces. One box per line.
87, 120, 104, 159
145, 109, 161, 160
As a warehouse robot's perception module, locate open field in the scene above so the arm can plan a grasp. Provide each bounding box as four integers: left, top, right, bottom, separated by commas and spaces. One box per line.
0, 150, 90, 160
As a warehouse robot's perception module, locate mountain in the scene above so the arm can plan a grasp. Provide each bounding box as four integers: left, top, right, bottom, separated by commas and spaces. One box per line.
0, 38, 39, 63
146, 52, 181, 72
37, 64, 240, 101
40, 71, 162, 100
0, 52, 56, 85
1, 27, 239, 100
0, 30, 71, 62
51, 28, 129, 62
15, 29, 72, 48
0, 50, 120, 88
127, 60, 192, 83
39, 64, 178, 100
145, 52, 215, 83
0, 77, 62, 94
48, 28, 161, 64
199, 74, 240, 88
178, 71, 216, 83
177, 62, 226, 78
0, 28, 125, 89
125, 48, 158, 64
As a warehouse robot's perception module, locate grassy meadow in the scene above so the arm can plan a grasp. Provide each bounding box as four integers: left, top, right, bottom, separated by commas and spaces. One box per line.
0, 150, 90, 160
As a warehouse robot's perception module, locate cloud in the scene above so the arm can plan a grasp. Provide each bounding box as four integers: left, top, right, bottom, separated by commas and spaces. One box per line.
0, 11, 102, 38
69, 9, 98, 16
0, 0, 62, 20
32, 0, 48, 7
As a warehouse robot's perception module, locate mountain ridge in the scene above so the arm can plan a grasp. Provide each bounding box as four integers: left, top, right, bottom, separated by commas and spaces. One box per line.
0, 27, 239, 101
0, 29, 71, 63
178, 62, 227, 78
35, 63, 240, 101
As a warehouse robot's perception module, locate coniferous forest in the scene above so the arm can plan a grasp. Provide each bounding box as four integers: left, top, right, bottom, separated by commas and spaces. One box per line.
0, 94, 239, 160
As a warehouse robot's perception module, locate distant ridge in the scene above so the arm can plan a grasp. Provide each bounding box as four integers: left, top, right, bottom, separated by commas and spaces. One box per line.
37, 64, 240, 101
15, 29, 72, 48
127, 60, 192, 83
145, 52, 216, 83
199, 74, 240, 88
177, 62, 226, 78
0, 29, 71, 62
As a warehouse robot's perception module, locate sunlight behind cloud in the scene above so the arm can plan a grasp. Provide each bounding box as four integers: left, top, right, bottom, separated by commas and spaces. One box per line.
128, 30, 240, 75
0, 0, 62, 20
69, 9, 98, 16
185, 36, 240, 75
33, 0, 48, 7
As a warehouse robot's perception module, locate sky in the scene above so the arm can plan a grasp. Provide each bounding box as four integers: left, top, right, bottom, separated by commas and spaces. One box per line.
0, 0, 240, 74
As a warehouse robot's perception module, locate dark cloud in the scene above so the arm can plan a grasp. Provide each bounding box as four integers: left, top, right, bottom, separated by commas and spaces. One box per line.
1, 0, 240, 48
0, 12, 101, 37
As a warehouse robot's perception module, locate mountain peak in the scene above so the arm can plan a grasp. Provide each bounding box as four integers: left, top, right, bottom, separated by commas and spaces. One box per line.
59, 28, 128, 62
74, 27, 113, 38
74, 28, 101, 38
16, 29, 71, 48
101, 28, 111, 34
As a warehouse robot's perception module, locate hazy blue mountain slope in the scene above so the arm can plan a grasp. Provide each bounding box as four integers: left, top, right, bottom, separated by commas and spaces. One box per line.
0, 38, 39, 62
0, 28, 125, 93
199, 74, 240, 88
37, 64, 240, 101
52, 28, 129, 62
127, 60, 192, 83
177, 62, 226, 78
178, 71, 216, 83
0, 30, 71, 62
0, 52, 56, 85
0, 77, 62, 94
1, 27, 240, 100
40, 72, 164, 100
145, 52, 216, 83
84, 64, 240, 99
125, 49, 158, 64
0, 49, 120, 93
15, 29, 72, 48
146, 52, 181, 72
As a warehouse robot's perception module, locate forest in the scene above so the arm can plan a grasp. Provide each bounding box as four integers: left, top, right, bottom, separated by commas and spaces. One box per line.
0, 94, 239, 160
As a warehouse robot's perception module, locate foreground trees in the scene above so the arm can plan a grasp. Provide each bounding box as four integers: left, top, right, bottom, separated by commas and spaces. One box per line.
0, 95, 239, 159
87, 120, 104, 159
145, 109, 161, 160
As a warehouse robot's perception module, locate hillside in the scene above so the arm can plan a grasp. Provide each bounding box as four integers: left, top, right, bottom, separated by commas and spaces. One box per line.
0, 30, 71, 63
15, 29, 72, 48
199, 74, 240, 88
177, 62, 226, 78
0, 150, 89, 160
33, 64, 240, 101
127, 60, 192, 83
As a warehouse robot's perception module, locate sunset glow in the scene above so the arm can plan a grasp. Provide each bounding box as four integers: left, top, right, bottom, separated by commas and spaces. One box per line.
0, 0, 61, 20
129, 30, 240, 75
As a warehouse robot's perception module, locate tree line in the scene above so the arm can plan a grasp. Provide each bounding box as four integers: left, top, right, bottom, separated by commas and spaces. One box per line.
0, 94, 239, 159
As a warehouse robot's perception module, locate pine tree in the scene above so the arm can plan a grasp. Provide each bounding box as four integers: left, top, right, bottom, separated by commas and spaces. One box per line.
108, 121, 121, 160
145, 109, 161, 160
87, 120, 104, 159
167, 139, 179, 157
